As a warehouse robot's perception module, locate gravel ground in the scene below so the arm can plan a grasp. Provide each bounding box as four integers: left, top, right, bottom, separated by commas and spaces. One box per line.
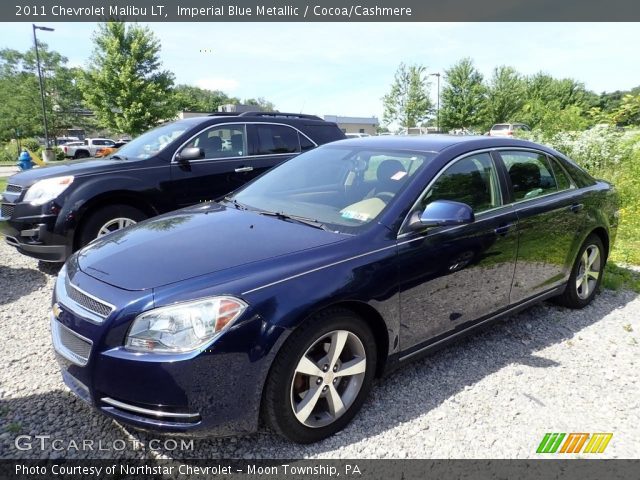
0, 240, 638, 459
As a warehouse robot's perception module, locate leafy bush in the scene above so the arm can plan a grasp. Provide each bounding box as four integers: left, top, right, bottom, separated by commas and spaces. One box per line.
518, 124, 632, 171
36, 146, 66, 161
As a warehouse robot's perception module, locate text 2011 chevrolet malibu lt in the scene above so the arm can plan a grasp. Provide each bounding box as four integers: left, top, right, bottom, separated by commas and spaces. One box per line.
51, 136, 618, 443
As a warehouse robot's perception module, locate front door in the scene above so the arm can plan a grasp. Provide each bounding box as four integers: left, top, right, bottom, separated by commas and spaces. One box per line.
397, 152, 519, 350
170, 124, 254, 207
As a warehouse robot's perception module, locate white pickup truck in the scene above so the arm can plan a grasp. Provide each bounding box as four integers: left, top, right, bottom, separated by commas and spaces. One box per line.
63, 138, 116, 159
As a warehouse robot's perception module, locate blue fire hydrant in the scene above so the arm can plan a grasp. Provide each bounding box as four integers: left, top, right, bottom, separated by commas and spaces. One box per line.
17, 150, 34, 170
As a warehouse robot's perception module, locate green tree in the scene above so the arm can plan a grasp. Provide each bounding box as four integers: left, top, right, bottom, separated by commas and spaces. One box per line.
440, 58, 487, 131
81, 22, 176, 136
174, 85, 236, 113
0, 43, 86, 142
243, 97, 276, 112
382, 63, 432, 128
486, 66, 526, 125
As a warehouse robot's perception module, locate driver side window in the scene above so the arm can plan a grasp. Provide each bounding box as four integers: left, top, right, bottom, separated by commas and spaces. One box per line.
420, 153, 501, 214
184, 125, 247, 159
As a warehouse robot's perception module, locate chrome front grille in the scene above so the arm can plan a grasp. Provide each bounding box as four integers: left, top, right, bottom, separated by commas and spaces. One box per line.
64, 275, 114, 320
6, 184, 22, 193
1, 203, 15, 218
51, 318, 92, 366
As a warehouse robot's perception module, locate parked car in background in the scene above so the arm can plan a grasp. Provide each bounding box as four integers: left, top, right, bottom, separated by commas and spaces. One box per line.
94, 140, 130, 158
489, 123, 531, 137
57, 141, 85, 158
345, 132, 371, 138
63, 138, 117, 159
50, 135, 618, 443
56, 136, 80, 146
0, 112, 345, 263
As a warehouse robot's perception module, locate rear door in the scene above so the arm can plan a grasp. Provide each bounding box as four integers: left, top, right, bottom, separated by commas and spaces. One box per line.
246, 123, 309, 180
496, 149, 588, 303
170, 123, 253, 207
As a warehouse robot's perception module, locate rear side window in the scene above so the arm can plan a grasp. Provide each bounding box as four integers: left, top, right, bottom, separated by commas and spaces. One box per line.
299, 133, 316, 152
302, 124, 345, 144
501, 150, 560, 201
548, 156, 572, 190
255, 124, 300, 154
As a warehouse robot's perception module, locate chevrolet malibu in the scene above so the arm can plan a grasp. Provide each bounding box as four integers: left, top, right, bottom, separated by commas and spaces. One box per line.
51, 136, 618, 443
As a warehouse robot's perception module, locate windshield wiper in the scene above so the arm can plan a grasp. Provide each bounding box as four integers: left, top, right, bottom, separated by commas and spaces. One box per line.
110, 154, 127, 160
222, 196, 250, 211
257, 210, 330, 231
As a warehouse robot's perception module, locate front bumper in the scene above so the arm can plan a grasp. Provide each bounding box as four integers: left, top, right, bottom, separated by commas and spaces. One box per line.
51, 268, 274, 437
0, 206, 70, 262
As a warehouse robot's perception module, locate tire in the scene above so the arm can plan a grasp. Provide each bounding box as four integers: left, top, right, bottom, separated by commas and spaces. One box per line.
74, 150, 90, 159
555, 234, 605, 309
262, 308, 377, 443
79, 204, 147, 247
37, 261, 63, 275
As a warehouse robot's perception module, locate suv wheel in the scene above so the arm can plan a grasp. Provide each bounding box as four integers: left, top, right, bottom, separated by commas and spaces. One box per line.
79, 205, 147, 247
262, 308, 376, 443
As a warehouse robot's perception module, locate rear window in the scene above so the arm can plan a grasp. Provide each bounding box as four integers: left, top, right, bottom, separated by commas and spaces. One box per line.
491, 124, 510, 131
302, 124, 346, 144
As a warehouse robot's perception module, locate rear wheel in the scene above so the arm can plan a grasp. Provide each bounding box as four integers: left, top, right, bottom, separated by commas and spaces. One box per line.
74, 150, 90, 159
262, 309, 376, 443
556, 234, 605, 309
79, 204, 147, 247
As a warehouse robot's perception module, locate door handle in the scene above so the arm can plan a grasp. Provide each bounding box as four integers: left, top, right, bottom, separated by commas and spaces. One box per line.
234, 166, 253, 173
569, 203, 584, 213
494, 224, 513, 236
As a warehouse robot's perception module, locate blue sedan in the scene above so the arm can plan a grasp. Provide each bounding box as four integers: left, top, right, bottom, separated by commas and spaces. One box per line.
51, 136, 618, 443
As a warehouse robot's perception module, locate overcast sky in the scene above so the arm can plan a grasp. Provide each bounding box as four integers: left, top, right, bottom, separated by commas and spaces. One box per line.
1, 22, 639, 120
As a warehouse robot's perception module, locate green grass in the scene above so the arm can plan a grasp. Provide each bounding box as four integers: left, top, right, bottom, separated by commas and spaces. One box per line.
0, 177, 6, 193
603, 263, 640, 293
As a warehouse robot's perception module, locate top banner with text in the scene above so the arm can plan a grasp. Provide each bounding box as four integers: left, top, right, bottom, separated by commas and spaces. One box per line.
4, 0, 640, 22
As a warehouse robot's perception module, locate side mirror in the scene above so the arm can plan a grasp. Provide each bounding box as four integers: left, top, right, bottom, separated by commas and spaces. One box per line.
409, 200, 475, 230
176, 147, 204, 163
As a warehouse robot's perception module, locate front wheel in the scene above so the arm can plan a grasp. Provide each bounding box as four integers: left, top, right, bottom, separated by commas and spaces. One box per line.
556, 234, 605, 309
79, 204, 147, 248
262, 309, 377, 443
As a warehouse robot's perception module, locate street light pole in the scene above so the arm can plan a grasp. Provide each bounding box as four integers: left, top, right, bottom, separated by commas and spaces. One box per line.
430, 72, 441, 133
32, 24, 54, 149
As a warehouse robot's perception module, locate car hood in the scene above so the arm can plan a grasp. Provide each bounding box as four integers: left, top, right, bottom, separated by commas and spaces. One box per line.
77, 203, 347, 291
8, 158, 137, 185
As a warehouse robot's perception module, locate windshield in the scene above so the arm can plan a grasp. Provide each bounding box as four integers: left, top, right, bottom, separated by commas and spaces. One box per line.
114, 122, 191, 159
232, 145, 435, 233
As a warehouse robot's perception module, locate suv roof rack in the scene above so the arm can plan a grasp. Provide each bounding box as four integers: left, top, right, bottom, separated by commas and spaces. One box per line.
237, 111, 323, 121
207, 112, 244, 116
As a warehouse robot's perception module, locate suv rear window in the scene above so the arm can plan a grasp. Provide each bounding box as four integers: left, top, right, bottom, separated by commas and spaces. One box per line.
491, 124, 509, 131
302, 124, 345, 144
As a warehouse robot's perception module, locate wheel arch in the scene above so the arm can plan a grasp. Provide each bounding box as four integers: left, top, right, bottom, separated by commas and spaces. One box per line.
73, 191, 160, 250
589, 226, 610, 261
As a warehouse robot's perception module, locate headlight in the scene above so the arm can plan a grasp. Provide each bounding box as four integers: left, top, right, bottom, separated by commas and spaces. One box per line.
23, 176, 74, 206
125, 296, 248, 354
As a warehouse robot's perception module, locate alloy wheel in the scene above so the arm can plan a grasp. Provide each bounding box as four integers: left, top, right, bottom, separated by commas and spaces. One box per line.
290, 330, 367, 428
97, 217, 137, 237
576, 244, 601, 300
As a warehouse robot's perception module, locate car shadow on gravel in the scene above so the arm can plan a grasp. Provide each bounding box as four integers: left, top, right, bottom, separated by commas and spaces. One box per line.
131, 289, 639, 459
0, 265, 48, 306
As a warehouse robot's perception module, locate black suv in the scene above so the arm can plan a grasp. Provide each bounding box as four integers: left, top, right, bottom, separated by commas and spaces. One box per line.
0, 112, 345, 262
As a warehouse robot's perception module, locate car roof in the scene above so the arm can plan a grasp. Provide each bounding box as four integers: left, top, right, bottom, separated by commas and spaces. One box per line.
330, 135, 551, 154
